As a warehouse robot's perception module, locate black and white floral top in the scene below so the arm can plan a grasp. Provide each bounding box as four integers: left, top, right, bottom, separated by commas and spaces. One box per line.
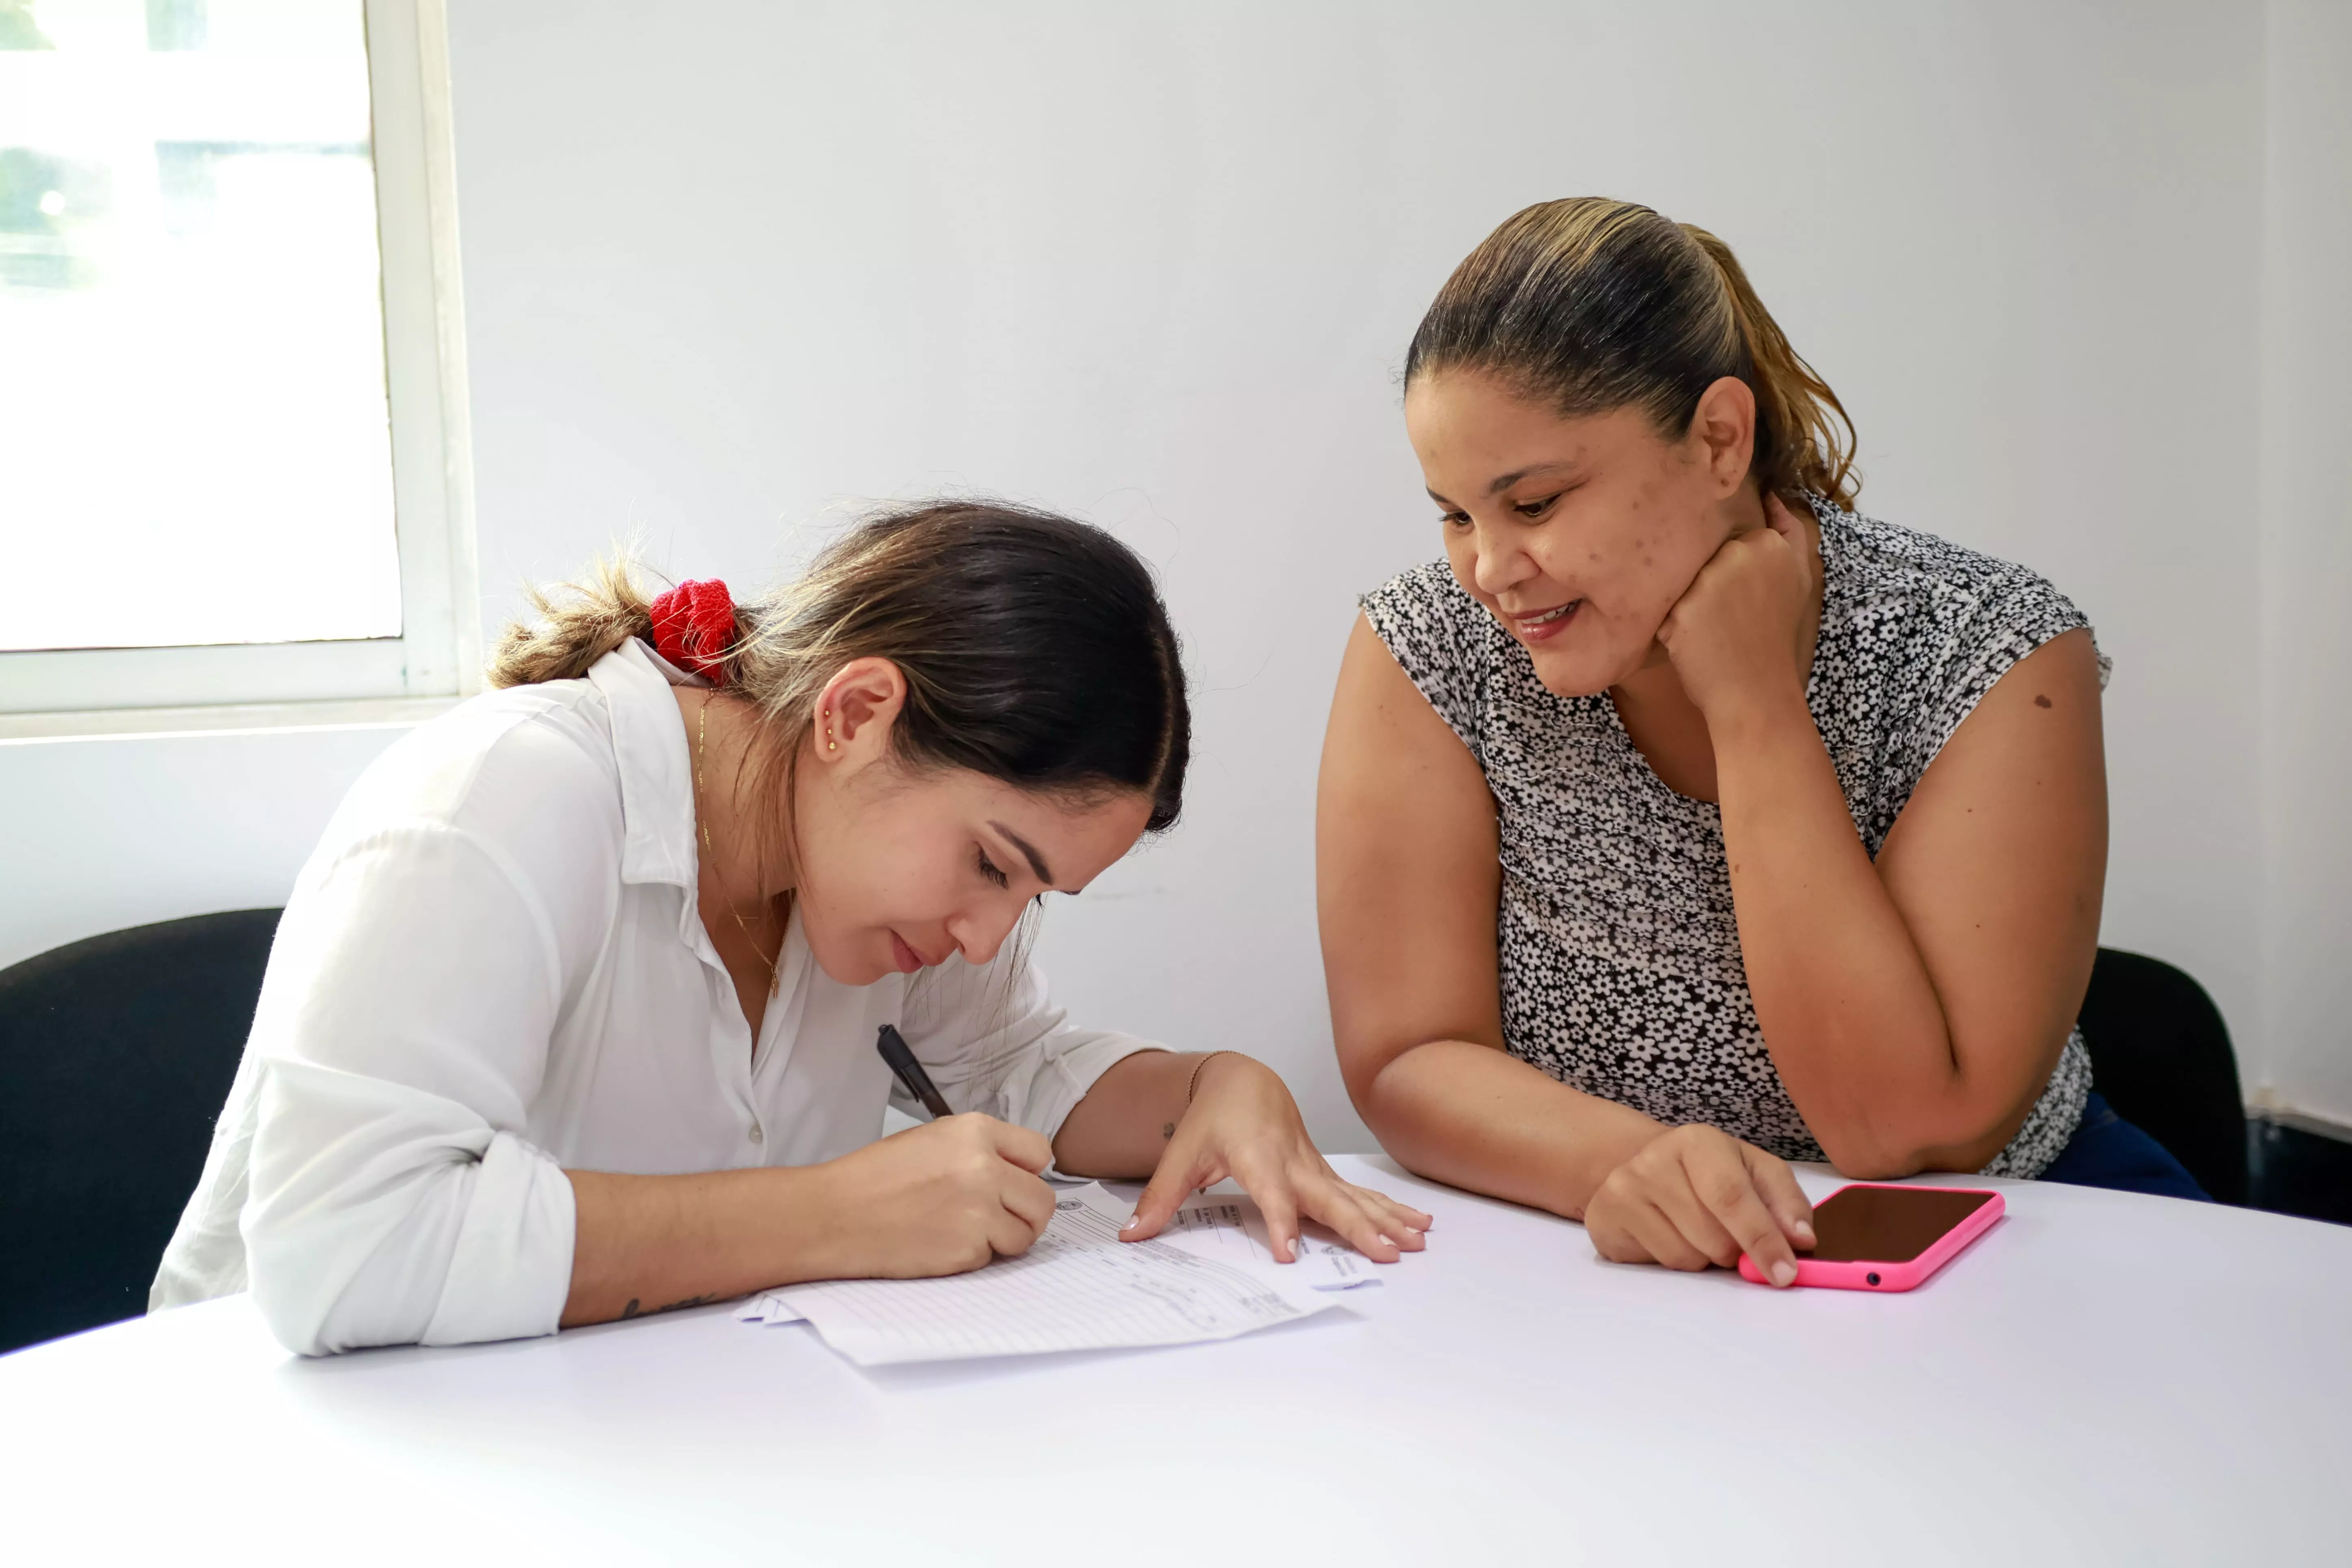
1360, 498, 2097, 1178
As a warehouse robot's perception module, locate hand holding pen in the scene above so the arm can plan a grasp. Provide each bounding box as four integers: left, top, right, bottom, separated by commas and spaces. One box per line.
876, 1024, 953, 1119
773, 1026, 1056, 1280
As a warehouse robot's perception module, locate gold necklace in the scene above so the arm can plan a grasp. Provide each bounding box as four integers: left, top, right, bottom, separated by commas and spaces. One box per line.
696, 695, 780, 988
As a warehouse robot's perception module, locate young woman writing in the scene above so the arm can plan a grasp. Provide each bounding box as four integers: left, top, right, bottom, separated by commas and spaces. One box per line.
1318, 199, 2203, 1291
157, 501, 1427, 1354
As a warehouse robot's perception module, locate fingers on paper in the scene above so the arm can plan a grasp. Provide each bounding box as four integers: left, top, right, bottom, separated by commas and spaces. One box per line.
1122, 1148, 1208, 1242
1358, 1184, 1434, 1240
1000, 1165, 1055, 1231
982, 1206, 1038, 1262
1276, 1174, 1385, 1264
1247, 1174, 1304, 1264
1320, 1177, 1432, 1263
988, 1173, 1055, 1260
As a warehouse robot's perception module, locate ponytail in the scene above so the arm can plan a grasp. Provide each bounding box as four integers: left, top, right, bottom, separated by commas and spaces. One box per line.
1406, 197, 1860, 509
1679, 224, 1857, 507
487, 557, 670, 688
485, 501, 1192, 838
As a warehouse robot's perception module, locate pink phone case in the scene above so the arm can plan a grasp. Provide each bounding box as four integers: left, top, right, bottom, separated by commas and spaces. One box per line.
1737, 1184, 2004, 1292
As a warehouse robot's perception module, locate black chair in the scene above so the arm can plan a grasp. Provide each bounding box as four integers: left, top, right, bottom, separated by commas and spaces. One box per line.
0, 909, 280, 1356
2075, 946, 2247, 1205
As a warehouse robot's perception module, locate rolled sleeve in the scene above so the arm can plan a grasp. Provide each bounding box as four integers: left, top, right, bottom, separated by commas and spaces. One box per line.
240, 824, 576, 1355
420, 1130, 576, 1347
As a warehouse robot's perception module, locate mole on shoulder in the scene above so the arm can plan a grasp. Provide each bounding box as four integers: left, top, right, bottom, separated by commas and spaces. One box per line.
2034, 694, 2053, 708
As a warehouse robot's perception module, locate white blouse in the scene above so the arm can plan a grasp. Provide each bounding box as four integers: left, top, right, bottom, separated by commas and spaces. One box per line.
151, 638, 1159, 1355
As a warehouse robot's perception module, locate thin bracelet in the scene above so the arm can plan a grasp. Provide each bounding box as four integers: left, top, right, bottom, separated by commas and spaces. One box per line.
1186, 1050, 1241, 1104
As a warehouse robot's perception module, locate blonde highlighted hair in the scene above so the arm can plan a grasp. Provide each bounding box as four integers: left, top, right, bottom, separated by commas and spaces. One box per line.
1405, 197, 1858, 507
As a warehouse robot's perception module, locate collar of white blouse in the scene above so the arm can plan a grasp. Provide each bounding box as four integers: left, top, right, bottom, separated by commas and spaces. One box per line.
586, 635, 814, 1059
587, 634, 706, 894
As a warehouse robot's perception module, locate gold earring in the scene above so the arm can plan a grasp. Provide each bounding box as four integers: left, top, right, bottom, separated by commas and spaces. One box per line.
825, 710, 837, 752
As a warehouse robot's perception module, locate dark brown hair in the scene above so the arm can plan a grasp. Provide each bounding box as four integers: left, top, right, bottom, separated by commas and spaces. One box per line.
490, 500, 1191, 837
1405, 197, 1858, 507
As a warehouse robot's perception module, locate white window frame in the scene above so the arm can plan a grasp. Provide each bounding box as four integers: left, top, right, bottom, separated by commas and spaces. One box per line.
0, 0, 478, 737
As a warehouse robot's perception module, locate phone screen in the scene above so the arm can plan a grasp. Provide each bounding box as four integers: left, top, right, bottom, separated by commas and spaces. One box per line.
1806, 1186, 1995, 1263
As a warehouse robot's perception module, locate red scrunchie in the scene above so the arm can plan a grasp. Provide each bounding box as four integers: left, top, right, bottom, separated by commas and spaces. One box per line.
648, 578, 737, 686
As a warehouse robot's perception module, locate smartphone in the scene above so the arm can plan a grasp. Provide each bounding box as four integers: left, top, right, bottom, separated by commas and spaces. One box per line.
1737, 1183, 2004, 1292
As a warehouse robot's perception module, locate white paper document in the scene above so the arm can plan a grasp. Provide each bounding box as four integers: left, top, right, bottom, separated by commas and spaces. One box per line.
1154, 1196, 1384, 1290
736, 1184, 1367, 1365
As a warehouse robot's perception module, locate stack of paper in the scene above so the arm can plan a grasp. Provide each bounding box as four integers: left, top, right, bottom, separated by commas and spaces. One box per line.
737, 1184, 1381, 1366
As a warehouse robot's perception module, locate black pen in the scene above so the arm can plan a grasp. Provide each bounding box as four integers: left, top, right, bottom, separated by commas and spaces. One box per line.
876, 1024, 953, 1120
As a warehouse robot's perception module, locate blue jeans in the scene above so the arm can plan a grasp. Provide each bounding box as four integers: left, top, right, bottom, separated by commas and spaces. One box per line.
2037, 1092, 2211, 1201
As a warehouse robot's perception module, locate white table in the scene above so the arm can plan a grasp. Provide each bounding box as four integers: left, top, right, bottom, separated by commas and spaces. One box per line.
4, 1155, 2347, 1566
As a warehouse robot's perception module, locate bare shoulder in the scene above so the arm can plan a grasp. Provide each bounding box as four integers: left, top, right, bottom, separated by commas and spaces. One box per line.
1878, 626, 2106, 983
1319, 613, 1503, 1081
1927, 627, 2105, 779
1326, 612, 1482, 762
1321, 613, 1500, 853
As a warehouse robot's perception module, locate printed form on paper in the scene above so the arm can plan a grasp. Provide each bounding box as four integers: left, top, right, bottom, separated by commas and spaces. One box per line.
736, 1183, 1385, 1366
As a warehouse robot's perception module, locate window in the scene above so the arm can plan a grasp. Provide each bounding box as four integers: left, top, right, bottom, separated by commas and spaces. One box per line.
0, 0, 474, 724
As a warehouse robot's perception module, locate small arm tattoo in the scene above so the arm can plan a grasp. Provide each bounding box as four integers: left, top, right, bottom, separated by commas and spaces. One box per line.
620, 1294, 716, 1321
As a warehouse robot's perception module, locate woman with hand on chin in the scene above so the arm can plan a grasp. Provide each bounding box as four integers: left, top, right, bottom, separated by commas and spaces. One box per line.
156, 501, 1427, 1354
1319, 199, 2203, 1291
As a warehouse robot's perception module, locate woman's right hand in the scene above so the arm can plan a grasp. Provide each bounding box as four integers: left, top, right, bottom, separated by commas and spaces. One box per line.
808, 1113, 1057, 1280
1582, 1124, 1817, 1286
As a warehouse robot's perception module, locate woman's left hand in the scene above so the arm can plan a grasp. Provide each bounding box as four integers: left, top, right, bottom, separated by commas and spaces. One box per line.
1119, 1053, 1434, 1263
1655, 493, 1823, 723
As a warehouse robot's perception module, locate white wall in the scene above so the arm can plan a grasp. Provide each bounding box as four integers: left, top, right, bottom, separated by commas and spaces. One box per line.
2259, 0, 2352, 1128
0, 724, 406, 970
1, 0, 2338, 1141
